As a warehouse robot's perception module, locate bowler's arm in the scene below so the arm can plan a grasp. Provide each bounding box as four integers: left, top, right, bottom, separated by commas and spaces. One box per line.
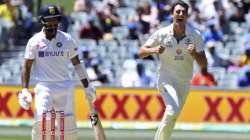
138, 45, 165, 58
193, 51, 207, 69
22, 59, 34, 89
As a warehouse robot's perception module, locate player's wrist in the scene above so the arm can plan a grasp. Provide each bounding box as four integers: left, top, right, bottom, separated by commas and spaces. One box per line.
86, 85, 96, 94
190, 51, 198, 57
89, 113, 99, 126
151, 48, 158, 54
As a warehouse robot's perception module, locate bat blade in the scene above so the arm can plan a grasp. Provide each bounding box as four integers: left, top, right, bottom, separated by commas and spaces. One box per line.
88, 102, 106, 140
92, 117, 106, 140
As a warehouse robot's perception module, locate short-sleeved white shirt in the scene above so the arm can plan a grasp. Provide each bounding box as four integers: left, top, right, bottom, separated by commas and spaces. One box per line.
24, 30, 78, 82
144, 24, 204, 83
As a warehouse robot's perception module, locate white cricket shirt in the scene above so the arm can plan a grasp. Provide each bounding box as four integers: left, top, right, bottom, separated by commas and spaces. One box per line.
144, 24, 204, 83
24, 30, 78, 82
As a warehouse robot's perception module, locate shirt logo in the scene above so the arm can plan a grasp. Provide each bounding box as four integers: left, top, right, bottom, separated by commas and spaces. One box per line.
56, 42, 62, 48
175, 49, 184, 60
185, 38, 192, 45
36, 42, 47, 49
164, 36, 173, 48
166, 41, 173, 48
38, 51, 64, 57
49, 6, 56, 15
176, 49, 182, 55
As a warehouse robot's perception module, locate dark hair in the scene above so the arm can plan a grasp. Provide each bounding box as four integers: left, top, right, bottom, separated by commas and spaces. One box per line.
171, 0, 189, 14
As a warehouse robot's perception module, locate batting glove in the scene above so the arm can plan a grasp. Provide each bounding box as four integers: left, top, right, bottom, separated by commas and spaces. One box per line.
18, 88, 32, 110
89, 113, 99, 126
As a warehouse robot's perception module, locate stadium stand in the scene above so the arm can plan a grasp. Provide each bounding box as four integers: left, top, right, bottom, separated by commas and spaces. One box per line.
0, 0, 250, 89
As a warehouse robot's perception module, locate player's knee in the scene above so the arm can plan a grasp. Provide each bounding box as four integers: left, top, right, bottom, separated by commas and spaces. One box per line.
166, 105, 180, 118
32, 120, 48, 133
161, 105, 180, 124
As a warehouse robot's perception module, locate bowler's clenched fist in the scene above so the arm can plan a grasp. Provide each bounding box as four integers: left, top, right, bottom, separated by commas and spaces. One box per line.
155, 46, 165, 54
187, 44, 197, 57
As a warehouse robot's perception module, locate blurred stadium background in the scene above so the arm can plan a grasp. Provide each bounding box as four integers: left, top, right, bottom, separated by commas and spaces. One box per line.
0, 0, 250, 140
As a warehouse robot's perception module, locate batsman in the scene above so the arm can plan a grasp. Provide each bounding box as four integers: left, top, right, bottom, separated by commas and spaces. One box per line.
18, 4, 105, 140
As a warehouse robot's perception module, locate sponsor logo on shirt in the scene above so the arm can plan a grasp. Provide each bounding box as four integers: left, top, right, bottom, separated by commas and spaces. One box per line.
38, 51, 64, 57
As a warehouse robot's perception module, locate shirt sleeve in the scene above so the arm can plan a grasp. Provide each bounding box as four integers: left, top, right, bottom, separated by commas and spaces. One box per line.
68, 37, 79, 59
24, 39, 36, 59
144, 30, 161, 48
195, 30, 205, 53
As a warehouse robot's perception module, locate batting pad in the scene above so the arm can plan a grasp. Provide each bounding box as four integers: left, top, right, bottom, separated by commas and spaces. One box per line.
32, 120, 51, 140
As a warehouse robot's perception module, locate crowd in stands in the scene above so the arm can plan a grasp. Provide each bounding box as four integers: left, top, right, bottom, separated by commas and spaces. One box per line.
1, 0, 250, 89
0, 0, 35, 47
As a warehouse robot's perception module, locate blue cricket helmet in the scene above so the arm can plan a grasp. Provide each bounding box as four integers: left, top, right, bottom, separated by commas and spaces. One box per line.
39, 4, 61, 23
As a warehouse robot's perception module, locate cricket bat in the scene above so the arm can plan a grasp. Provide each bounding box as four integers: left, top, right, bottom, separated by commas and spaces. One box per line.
85, 88, 106, 140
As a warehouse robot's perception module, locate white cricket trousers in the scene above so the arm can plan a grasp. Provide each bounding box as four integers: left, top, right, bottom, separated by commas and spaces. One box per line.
154, 80, 190, 140
32, 80, 77, 140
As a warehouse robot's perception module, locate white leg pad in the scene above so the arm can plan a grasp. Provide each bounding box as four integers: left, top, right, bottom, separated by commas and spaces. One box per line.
154, 109, 178, 140
32, 120, 50, 140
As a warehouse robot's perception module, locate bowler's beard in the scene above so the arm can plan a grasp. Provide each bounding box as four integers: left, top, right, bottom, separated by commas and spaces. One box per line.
174, 19, 186, 27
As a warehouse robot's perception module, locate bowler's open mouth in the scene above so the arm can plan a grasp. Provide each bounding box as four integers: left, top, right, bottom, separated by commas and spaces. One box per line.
177, 18, 184, 22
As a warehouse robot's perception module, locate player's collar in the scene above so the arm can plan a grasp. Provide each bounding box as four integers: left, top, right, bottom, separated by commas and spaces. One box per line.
40, 29, 46, 40
41, 27, 59, 40
169, 23, 190, 36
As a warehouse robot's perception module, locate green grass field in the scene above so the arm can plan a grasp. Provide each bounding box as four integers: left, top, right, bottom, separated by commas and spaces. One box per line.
0, 126, 250, 140
0, 137, 28, 140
